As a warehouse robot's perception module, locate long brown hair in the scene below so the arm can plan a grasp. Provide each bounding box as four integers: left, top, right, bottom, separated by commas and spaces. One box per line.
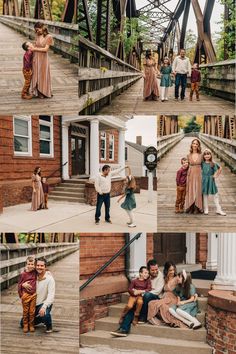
180, 272, 193, 299
203, 149, 215, 168
34, 22, 49, 37
34, 166, 41, 176
190, 138, 201, 154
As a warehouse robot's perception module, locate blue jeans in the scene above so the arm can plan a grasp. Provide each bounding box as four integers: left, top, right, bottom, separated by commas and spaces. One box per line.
175, 73, 187, 99
95, 193, 110, 221
120, 309, 134, 333
139, 293, 160, 321
20, 304, 53, 329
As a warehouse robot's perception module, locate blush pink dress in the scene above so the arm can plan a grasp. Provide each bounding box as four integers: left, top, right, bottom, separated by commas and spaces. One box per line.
143, 58, 159, 100
185, 153, 203, 212
32, 34, 53, 97
31, 174, 44, 211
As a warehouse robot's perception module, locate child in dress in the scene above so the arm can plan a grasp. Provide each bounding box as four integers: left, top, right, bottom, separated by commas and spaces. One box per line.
160, 57, 173, 102
119, 266, 152, 326
21, 42, 34, 100
117, 167, 137, 227
169, 270, 202, 330
18, 256, 37, 333
42, 177, 49, 209
202, 149, 226, 216
190, 63, 201, 101
175, 157, 189, 213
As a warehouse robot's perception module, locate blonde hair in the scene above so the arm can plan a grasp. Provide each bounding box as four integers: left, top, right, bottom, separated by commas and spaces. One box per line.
203, 148, 215, 167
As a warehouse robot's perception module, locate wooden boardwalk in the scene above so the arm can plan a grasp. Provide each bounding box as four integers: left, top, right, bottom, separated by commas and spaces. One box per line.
0, 22, 78, 115
99, 79, 235, 116
1, 249, 80, 354
157, 136, 236, 232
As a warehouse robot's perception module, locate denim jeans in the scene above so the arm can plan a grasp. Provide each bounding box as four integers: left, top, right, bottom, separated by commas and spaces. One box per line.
175, 73, 187, 99
95, 193, 110, 221
20, 304, 53, 329
120, 309, 134, 333
139, 293, 160, 321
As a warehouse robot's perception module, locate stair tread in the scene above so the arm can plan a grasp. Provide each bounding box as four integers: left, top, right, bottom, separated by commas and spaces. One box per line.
81, 330, 211, 348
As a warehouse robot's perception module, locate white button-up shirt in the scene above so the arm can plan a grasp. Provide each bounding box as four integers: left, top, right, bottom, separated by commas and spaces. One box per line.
94, 167, 125, 194
172, 55, 192, 76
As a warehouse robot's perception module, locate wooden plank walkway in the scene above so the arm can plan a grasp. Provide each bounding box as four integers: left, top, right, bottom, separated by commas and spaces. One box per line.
0, 22, 78, 115
99, 79, 235, 116
157, 136, 236, 232
1, 249, 80, 354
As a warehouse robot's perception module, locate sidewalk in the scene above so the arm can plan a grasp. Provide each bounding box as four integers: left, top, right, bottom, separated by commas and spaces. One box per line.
80, 346, 158, 354
0, 190, 157, 232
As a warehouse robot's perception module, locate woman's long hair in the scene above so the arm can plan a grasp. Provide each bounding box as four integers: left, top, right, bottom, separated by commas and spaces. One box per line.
34, 166, 41, 176
178, 272, 192, 299
34, 22, 49, 37
163, 261, 177, 282
127, 176, 136, 190
203, 148, 215, 168
190, 138, 202, 154
162, 56, 171, 66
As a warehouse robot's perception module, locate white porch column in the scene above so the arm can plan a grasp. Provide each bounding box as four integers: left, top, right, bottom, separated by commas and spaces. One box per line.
186, 233, 196, 264
118, 128, 126, 177
214, 233, 236, 290
89, 119, 100, 181
206, 233, 218, 270
128, 233, 147, 279
62, 122, 69, 180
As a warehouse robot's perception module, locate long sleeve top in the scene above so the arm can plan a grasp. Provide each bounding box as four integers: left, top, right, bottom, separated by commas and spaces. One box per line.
18, 270, 37, 297
94, 167, 125, 194
191, 69, 201, 83
23, 50, 33, 70
36, 272, 55, 309
176, 167, 188, 186
172, 56, 191, 76
150, 271, 164, 296
128, 278, 152, 296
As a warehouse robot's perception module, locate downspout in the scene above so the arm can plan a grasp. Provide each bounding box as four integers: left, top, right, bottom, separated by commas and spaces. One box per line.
59, 117, 63, 182
125, 233, 131, 281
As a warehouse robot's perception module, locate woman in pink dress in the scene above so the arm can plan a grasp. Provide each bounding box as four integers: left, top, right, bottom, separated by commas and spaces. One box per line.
147, 261, 187, 328
31, 22, 54, 98
31, 167, 44, 211
143, 49, 160, 101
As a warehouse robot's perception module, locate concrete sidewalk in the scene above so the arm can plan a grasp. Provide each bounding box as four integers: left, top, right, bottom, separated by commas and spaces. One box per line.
0, 190, 157, 232
80, 345, 158, 354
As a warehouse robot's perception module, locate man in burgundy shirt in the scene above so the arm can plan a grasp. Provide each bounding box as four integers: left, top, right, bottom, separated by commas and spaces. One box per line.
175, 157, 189, 213
21, 41, 34, 99
190, 63, 201, 101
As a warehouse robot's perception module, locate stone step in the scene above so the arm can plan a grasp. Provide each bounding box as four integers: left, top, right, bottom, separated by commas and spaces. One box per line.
121, 295, 208, 312
53, 186, 85, 192
108, 304, 206, 324
65, 179, 88, 184
80, 330, 212, 354
48, 195, 85, 203
59, 183, 86, 188
95, 316, 207, 342
50, 191, 85, 198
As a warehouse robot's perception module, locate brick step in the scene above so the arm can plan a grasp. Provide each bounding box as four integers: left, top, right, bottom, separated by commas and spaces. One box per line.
108, 304, 206, 324
80, 330, 212, 354
95, 316, 207, 342
48, 195, 85, 203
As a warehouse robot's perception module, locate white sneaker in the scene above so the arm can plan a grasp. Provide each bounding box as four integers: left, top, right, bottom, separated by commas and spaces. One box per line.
128, 223, 136, 228
216, 210, 226, 216
204, 210, 209, 215
164, 98, 168, 101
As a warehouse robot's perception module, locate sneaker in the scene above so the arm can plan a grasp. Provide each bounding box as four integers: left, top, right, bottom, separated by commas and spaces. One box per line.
164, 98, 168, 101
193, 323, 202, 330
95, 220, 100, 225
204, 210, 209, 215
161, 99, 164, 102
45, 327, 53, 333
105, 219, 112, 224
126, 222, 132, 225
110, 329, 128, 337
128, 223, 136, 228
216, 210, 226, 216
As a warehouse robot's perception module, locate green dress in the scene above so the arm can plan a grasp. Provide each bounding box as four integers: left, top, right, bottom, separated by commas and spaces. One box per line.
202, 162, 220, 195
172, 284, 199, 316
121, 188, 136, 210
160, 66, 172, 87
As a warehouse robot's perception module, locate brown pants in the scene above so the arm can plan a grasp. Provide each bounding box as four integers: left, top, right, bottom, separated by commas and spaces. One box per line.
190, 82, 200, 99
120, 295, 143, 322
21, 292, 36, 327
175, 185, 186, 211
22, 69, 32, 97
44, 193, 48, 209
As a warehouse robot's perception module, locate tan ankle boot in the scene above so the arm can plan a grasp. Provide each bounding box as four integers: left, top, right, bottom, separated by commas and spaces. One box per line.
23, 324, 28, 333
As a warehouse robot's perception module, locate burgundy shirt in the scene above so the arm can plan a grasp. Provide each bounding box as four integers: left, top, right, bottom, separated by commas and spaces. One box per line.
18, 269, 37, 297
176, 167, 188, 186
23, 50, 33, 70
191, 69, 201, 83
128, 278, 152, 296
42, 182, 49, 194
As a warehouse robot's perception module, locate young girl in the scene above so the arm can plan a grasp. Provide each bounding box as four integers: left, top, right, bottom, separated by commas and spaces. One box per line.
117, 167, 137, 227
202, 149, 226, 216
160, 57, 172, 102
185, 139, 203, 214
169, 270, 202, 330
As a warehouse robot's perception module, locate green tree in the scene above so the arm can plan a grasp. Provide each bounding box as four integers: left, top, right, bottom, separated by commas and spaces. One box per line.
184, 117, 201, 134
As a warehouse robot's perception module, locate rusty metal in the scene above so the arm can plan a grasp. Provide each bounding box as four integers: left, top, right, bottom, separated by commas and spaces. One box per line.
78, 0, 93, 42
180, 0, 190, 49
96, 0, 111, 50
34, 0, 52, 20
62, 0, 77, 23
20, 0, 31, 17
3, 0, 19, 16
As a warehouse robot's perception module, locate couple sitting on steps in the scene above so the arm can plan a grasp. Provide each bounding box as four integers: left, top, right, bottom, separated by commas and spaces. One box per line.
111, 259, 202, 337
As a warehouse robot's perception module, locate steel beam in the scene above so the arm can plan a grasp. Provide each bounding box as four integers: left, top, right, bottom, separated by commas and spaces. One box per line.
62, 0, 77, 23
180, 0, 190, 49
34, 0, 52, 20
78, 0, 93, 42
96, 0, 111, 50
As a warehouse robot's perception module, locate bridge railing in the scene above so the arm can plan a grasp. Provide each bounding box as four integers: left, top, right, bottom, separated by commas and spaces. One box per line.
0, 242, 79, 290
200, 59, 235, 102
79, 35, 142, 114
0, 15, 78, 62
199, 133, 236, 173
157, 132, 184, 161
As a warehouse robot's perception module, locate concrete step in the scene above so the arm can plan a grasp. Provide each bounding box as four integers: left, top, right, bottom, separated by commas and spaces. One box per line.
65, 179, 87, 184
50, 191, 85, 198
53, 186, 85, 192
59, 183, 86, 188
95, 316, 207, 341
80, 330, 212, 354
108, 304, 206, 324
48, 195, 85, 203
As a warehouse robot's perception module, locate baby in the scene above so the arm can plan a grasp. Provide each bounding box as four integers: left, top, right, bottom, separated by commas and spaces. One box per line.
119, 266, 151, 326
21, 41, 34, 100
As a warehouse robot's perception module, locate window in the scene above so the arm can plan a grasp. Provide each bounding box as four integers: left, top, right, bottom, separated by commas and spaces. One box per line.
39, 116, 54, 157
14, 116, 32, 156
109, 134, 114, 161
125, 147, 128, 161
100, 131, 106, 160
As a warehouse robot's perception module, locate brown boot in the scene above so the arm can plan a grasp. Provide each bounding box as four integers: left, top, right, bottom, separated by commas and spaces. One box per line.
175, 207, 180, 213
29, 324, 35, 332
22, 94, 33, 100
23, 324, 28, 333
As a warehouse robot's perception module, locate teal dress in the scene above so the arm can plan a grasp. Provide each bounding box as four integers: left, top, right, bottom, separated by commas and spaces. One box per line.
172, 284, 199, 316
202, 162, 220, 195
121, 188, 136, 210
160, 66, 172, 87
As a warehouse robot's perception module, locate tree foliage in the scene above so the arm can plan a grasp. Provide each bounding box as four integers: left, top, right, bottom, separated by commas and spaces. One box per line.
183, 117, 202, 134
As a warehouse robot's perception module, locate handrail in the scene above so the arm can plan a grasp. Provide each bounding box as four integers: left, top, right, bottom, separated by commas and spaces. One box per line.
80, 233, 142, 292
47, 161, 68, 180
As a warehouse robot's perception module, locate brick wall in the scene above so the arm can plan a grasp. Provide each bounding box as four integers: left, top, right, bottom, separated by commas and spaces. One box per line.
0, 185, 3, 214
147, 233, 154, 261
196, 233, 208, 268
0, 117, 62, 207
136, 176, 157, 191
